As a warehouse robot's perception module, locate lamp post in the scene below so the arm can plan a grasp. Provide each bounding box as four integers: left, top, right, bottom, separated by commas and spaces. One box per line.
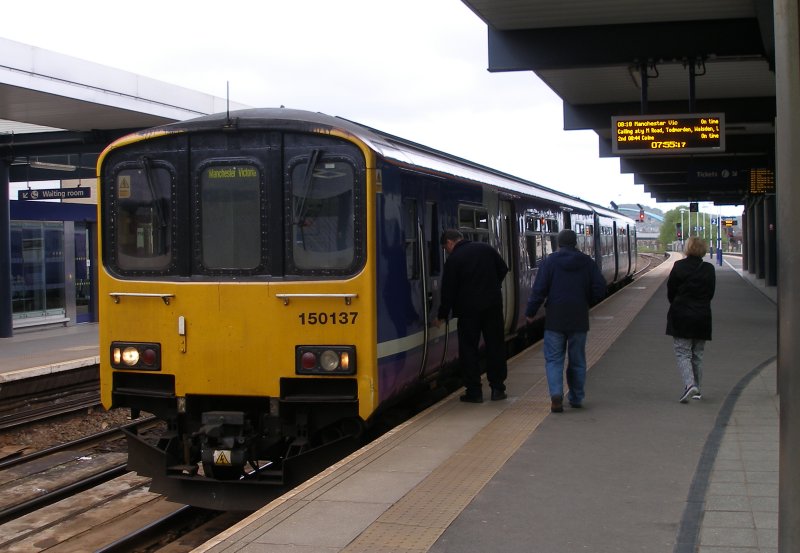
679, 208, 687, 249
703, 212, 707, 239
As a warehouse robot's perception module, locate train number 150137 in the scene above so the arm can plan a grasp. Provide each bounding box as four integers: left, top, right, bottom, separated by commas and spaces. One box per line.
298, 311, 359, 325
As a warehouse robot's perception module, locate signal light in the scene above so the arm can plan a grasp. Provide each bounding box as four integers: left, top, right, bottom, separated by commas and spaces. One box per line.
638, 210, 645, 222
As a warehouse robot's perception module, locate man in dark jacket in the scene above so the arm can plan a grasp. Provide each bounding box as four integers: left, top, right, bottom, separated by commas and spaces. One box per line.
525, 229, 606, 412
434, 229, 509, 403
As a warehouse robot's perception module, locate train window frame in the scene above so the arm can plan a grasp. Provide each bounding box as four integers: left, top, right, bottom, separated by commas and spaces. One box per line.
194, 159, 267, 275
104, 158, 178, 277
284, 152, 364, 277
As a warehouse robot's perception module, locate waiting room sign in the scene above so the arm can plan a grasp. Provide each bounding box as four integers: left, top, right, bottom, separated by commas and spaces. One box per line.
18, 187, 91, 200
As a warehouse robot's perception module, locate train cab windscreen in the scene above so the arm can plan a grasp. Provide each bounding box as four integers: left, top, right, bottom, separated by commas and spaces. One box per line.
103, 133, 365, 279
289, 156, 355, 272
112, 161, 173, 272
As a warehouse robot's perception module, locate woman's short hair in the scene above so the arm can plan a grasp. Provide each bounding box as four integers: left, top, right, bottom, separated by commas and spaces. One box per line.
684, 236, 708, 257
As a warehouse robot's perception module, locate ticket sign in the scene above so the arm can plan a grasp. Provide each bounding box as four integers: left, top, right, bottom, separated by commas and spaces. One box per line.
611, 113, 725, 155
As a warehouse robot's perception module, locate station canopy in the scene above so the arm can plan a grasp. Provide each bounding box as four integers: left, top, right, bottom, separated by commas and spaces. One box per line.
462, 0, 775, 205
0, 38, 244, 183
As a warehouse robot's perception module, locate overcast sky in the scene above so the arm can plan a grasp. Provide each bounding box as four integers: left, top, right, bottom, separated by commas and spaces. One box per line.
3, 0, 738, 214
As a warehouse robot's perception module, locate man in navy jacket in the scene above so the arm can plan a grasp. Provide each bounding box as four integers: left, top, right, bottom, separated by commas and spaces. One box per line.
525, 229, 606, 412
434, 229, 509, 403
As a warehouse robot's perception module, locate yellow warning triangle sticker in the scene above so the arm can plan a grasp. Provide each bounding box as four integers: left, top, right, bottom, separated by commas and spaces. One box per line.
214, 450, 231, 465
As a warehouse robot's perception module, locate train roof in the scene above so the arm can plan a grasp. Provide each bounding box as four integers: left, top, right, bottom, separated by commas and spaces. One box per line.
130, 107, 635, 224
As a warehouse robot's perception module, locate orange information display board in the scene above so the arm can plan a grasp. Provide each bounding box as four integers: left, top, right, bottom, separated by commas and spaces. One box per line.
612, 113, 725, 155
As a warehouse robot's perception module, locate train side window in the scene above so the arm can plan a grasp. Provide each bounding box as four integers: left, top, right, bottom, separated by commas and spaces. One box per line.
112, 163, 174, 272
403, 199, 420, 279
585, 224, 594, 257
199, 163, 262, 270
458, 205, 490, 243
288, 157, 355, 272
601, 226, 613, 256
544, 234, 556, 257
525, 235, 537, 267
523, 213, 539, 268
574, 223, 585, 252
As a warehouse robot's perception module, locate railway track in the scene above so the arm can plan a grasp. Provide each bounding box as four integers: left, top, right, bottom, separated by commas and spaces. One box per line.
0, 364, 100, 431
0, 417, 248, 552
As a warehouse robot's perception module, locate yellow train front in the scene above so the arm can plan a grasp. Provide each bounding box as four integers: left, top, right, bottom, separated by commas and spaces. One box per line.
98, 109, 379, 509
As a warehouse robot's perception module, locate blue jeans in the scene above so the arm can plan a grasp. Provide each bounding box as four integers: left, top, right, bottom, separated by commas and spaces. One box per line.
543, 329, 588, 404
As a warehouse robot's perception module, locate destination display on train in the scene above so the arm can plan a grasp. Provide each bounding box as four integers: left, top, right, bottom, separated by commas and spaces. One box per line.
611, 113, 725, 155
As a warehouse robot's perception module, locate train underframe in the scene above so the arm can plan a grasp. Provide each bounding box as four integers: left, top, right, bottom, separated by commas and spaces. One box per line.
114, 373, 365, 511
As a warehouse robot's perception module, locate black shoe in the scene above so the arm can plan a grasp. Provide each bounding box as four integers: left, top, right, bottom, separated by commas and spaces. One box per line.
550, 395, 563, 413
460, 393, 483, 403
569, 402, 583, 408
491, 389, 507, 401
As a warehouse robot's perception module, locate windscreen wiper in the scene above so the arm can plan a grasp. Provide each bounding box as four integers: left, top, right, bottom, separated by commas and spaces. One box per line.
293, 149, 322, 226
139, 156, 167, 230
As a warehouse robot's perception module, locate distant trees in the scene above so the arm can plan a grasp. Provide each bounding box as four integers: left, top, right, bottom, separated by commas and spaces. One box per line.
658, 206, 734, 252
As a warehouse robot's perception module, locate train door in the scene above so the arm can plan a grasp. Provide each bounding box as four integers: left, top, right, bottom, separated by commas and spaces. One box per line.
421, 190, 444, 379
612, 221, 621, 283
624, 224, 632, 276
498, 200, 516, 333
400, 178, 442, 382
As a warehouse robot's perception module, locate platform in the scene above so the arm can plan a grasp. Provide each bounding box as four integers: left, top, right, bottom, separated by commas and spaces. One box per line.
0, 322, 98, 381
192, 254, 778, 553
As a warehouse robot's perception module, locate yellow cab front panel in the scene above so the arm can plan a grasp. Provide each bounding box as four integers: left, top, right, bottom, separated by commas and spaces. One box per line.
97, 117, 378, 424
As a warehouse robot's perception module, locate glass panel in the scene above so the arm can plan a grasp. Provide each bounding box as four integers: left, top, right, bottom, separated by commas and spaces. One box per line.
525, 215, 537, 233
290, 159, 355, 270
475, 210, 489, 229
544, 234, 556, 256
201, 165, 262, 269
115, 165, 172, 271
459, 208, 474, 229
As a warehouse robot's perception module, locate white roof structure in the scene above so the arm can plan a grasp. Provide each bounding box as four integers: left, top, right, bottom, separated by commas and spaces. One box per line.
0, 36, 248, 133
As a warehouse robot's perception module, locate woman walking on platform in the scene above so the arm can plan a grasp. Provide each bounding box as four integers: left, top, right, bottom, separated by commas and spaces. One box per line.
666, 236, 716, 403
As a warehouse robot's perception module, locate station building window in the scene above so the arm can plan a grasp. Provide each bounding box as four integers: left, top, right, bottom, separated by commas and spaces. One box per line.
9, 195, 97, 329
10, 221, 66, 322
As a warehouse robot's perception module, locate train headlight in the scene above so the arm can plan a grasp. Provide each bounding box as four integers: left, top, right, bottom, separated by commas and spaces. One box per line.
295, 346, 356, 375
111, 342, 161, 371
320, 350, 340, 371
122, 347, 140, 366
